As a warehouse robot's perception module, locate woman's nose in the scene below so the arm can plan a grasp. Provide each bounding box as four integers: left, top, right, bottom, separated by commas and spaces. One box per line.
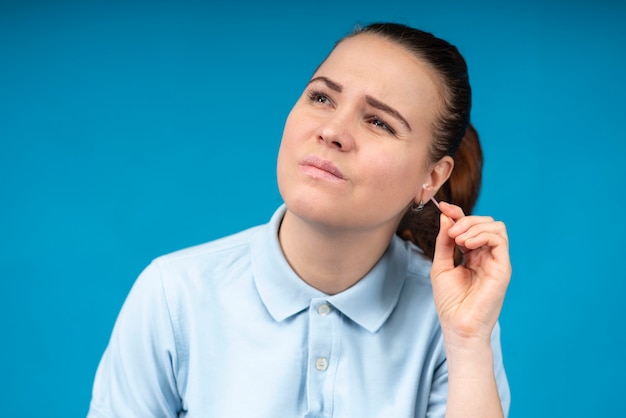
318, 112, 355, 151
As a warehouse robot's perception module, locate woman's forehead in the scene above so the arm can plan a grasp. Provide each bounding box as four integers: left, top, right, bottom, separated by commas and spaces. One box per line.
317, 34, 441, 89
313, 34, 442, 122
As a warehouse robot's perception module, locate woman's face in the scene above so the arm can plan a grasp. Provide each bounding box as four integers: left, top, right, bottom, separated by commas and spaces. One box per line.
277, 33, 452, 234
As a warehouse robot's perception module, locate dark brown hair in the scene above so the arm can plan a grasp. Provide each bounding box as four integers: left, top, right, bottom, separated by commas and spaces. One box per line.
346, 23, 483, 262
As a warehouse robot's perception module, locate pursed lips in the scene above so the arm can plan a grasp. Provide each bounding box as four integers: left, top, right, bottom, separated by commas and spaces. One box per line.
300, 155, 345, 180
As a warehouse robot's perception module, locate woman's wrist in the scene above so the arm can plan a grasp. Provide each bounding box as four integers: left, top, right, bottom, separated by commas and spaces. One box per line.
443, 330, 496, 380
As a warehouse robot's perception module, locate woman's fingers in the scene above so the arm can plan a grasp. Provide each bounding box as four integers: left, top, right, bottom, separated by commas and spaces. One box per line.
435, 202, 510, 273
439, 202, 507, 247
452, 220, 508, 250
438, 200, 465, 222
432, 213, 457, 275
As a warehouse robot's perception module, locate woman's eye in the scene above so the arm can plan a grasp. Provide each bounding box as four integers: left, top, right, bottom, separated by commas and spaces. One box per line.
307, 90, 332, 105
370, 117, 395, 134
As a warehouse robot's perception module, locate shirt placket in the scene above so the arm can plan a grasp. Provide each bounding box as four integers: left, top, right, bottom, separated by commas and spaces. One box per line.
305, 298, 339, 418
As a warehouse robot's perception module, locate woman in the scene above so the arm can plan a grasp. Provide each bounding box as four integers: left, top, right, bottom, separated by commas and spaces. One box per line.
88, 22, 511, 417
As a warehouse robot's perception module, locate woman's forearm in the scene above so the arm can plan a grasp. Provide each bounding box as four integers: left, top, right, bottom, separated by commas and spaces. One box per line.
444, 338, 504, 418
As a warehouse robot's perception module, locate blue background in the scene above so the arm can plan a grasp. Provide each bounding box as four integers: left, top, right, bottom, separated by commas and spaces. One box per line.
1, 0, 625, 416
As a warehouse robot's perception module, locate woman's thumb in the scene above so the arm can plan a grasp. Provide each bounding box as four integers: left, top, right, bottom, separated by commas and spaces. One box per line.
431, 213, 456, 276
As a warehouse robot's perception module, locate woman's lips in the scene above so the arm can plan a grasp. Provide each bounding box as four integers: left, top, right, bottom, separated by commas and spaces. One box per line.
300, 155, 345, 180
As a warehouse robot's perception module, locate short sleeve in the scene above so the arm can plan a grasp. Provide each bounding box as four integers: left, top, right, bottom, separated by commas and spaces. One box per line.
87, 261, 182, 417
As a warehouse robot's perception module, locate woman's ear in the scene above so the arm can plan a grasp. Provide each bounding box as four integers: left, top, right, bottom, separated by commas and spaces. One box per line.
419, 156, 454, 201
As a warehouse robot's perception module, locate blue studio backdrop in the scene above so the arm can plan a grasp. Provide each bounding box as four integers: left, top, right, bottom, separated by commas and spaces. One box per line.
1, 0, 625, 416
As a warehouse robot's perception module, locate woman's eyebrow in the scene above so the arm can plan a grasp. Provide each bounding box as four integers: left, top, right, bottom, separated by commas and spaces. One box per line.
307, 76, 411, 132
308, 76, 343, 92
365, 96, 412, 132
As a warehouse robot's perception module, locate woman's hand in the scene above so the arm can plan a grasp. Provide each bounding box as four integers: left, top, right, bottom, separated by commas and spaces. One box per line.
430, 201, 511, 347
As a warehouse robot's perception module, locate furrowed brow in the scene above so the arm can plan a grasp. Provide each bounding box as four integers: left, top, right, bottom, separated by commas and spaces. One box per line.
365, 95, 412, 132
306, 78, 411, 132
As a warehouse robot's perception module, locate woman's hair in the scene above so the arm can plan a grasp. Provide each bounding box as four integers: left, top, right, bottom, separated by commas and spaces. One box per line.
345, 22, 483, 263
399, 123, 482, 264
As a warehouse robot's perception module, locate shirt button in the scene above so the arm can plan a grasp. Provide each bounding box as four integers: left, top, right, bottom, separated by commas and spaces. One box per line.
315, 357, 329, 371
317, 303, 331, 316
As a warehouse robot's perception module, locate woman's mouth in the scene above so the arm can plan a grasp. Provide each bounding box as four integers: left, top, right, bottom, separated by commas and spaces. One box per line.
300, 155, 346, 180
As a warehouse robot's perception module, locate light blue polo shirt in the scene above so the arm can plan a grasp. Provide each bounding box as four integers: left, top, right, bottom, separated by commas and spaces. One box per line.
88, 205, 510, 417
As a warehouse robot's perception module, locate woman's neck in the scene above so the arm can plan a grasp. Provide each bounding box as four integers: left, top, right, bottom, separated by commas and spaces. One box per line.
278, 209, 397, 295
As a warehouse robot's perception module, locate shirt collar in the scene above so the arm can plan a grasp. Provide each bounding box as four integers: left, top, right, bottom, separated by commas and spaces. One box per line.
328, 237, 409, 333
251, 205, 410, 333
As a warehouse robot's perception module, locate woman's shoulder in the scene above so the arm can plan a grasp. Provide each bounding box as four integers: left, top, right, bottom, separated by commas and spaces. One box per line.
138, 224, 264, 291
160, 225, 262, 263
153, 207, 285, 270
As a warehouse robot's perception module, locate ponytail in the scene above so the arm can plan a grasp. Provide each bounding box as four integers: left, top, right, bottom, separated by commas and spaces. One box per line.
397, 123, 483, 264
